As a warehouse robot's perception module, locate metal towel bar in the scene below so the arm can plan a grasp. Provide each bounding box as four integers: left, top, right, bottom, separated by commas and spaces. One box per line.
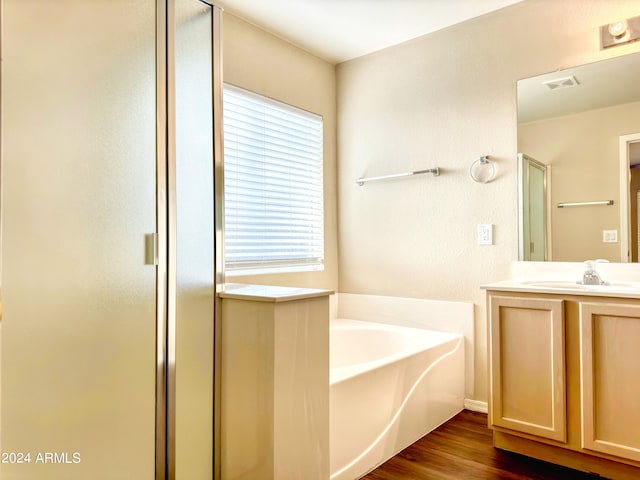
557, 200, 614, 208
355, 168, 440, 186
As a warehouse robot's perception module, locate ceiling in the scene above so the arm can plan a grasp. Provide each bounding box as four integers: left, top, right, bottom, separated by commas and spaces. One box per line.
216, 0, 524, 64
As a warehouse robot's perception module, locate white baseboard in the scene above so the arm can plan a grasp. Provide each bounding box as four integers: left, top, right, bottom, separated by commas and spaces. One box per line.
464, 399, 488, 413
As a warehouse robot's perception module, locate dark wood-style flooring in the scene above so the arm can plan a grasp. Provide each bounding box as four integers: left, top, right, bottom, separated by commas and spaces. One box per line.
361, 410, 604, 480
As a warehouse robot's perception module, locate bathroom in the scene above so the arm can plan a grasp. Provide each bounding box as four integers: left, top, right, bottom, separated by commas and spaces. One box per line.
2, 0, 640, 479
222, 0, 640, 475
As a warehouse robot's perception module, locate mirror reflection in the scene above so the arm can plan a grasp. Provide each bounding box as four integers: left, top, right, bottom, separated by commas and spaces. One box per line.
517, 51, 640, 262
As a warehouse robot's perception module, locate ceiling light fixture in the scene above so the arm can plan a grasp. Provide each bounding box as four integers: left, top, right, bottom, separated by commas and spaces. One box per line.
601, 15, 640, 49
608, 20, 629, 38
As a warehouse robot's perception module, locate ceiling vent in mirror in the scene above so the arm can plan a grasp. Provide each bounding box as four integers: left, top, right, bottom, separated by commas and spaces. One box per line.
542, 75, 579, 91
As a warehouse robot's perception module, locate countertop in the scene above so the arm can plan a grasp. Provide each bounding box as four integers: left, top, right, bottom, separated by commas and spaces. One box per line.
482, 279, 640, 299
218, 283, 334, 303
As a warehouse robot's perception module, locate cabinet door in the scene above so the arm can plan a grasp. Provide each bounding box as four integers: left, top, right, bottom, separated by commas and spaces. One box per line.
580, 302, 640, 462
489, 295, 566, 442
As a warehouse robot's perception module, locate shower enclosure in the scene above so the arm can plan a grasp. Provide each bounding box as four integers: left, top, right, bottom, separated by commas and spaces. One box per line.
518, 153, 549, 261
0, 1, 222, 479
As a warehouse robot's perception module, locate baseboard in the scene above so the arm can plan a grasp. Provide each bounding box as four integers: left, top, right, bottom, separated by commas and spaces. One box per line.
464, 399, 488, 413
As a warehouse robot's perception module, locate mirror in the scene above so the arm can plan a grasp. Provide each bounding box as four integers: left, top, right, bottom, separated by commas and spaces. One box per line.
517, 51, 640, 262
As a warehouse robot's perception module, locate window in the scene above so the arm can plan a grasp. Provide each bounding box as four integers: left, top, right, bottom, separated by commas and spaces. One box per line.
223, 84, 324, 275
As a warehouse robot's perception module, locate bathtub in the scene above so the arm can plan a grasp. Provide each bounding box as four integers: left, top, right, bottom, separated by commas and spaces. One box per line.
330, 318, 464, 480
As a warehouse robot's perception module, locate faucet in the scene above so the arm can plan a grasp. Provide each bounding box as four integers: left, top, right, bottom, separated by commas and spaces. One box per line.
581, 260, 607, 285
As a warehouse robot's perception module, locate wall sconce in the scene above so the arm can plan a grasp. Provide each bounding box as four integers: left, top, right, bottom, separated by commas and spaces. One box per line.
601, 15, 640, 49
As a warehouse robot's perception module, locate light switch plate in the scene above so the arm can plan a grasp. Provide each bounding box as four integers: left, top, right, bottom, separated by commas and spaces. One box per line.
478, 224, 493, 245
603, 229, 618, 243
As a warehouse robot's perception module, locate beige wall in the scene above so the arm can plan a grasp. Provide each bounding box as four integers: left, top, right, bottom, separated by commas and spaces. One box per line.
519, 100, 640, 262
222, 13, 338, 291
336, 0, 640, 401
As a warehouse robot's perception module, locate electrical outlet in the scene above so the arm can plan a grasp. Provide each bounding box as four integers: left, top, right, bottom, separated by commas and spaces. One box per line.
478, 224, 493, 245
603, 229, 618, 243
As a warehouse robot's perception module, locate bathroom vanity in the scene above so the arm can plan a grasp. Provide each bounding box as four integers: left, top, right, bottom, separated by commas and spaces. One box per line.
484, 280, 640, 479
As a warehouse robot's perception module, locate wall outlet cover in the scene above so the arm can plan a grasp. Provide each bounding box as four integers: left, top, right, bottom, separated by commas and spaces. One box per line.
478, 224, 493, 245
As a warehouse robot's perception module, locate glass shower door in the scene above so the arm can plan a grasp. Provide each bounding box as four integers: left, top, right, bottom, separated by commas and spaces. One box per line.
518, 153, 549, 261
173, 1, 221, 478
1, 1, 158, 478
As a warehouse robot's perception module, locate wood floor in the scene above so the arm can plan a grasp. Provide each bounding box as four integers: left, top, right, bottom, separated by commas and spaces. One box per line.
361, 410, 604, 480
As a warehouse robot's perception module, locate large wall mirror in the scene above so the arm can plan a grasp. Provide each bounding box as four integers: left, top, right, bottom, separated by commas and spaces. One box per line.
517, 51, 640, 262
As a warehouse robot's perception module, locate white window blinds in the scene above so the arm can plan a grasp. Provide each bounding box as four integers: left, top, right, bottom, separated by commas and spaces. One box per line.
223, 84, 324, 274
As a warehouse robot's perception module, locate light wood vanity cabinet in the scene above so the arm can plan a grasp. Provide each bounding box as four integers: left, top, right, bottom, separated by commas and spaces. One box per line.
487, 290, 640, 479
489, 295, 566, 442
579, 302, 640, 463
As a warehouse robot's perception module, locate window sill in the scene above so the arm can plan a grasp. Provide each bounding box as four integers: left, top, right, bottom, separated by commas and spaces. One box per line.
225, 264, 324, 277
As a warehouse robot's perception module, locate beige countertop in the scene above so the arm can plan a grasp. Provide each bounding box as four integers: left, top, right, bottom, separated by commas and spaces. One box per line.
482, 279, 640, 299
218, 283, 334, 303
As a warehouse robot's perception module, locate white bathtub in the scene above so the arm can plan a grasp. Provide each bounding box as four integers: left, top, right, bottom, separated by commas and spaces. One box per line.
329, 318, 464, 480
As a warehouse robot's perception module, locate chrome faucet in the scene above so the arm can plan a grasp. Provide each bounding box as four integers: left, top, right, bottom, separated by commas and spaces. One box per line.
581, 260, 606, 285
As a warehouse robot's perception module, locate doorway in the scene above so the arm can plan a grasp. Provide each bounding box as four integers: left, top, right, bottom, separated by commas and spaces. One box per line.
619, 133, 640, 262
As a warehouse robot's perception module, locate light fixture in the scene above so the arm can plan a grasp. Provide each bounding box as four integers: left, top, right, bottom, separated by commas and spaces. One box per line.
601, 15, 640, 49
608, 20, 628, 38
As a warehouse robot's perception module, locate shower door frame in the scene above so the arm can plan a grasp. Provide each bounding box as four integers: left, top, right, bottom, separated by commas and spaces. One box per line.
158, 1, 224, 480
156, 1, 169, 479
